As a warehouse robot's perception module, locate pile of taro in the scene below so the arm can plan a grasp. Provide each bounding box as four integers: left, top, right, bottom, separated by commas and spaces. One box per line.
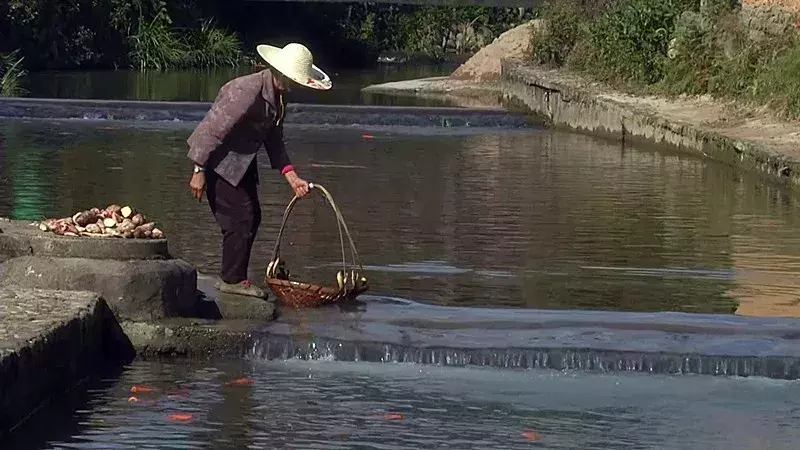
35, 205, 164, 239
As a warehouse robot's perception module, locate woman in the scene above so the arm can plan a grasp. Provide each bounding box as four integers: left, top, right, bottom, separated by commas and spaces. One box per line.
186, 43, 332, 298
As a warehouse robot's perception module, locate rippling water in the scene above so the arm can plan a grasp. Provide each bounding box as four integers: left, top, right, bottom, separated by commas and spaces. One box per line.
1, 118, 800, 314
6, 359, 800, 449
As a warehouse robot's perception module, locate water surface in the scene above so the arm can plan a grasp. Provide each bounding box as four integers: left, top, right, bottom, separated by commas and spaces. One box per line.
22, 66, 456, 106
1, 118, 800, 315
6, 359, 800, 449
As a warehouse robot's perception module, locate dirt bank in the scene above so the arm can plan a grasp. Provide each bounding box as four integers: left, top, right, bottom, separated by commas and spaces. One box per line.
743, 0, 800, 13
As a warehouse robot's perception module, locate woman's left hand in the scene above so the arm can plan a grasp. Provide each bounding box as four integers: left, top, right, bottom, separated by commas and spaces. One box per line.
284, 170, 310, 198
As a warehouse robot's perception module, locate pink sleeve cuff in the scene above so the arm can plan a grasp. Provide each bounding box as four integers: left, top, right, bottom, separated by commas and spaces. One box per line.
281, 165, 295, 175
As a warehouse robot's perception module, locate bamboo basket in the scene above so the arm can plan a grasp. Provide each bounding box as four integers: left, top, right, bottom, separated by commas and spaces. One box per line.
264, 183, 368, 308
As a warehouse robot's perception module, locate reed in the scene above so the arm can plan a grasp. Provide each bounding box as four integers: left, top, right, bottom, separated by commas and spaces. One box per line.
0, 50, 27, 97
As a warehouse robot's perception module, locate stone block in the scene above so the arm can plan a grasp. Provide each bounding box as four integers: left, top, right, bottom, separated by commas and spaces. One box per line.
195, 273, 277, 321
0, 256, 199, 321
120, 319, 257, 358
0, 287, 134, 437
0, 219, 169, 261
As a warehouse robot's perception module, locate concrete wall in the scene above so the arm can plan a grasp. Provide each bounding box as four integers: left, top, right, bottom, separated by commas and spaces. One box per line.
499, 59, 800, 186
0, 289, 134, 438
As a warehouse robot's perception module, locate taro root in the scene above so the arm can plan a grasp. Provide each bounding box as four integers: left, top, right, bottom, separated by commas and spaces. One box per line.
131, 213, 145, 227
132, 222, 155, 239
85, 223, 102, 234
135, 222, 155, 234
38, 205, 161, 239
72, 210, 98, 227
117, 219, 135, 235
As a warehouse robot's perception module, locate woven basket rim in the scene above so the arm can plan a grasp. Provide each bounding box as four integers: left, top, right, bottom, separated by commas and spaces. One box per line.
265, 277, 341, 293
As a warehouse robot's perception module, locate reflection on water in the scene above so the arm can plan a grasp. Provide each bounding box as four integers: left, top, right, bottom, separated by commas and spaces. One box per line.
1, 119, 800, 314
6, 359, 800, 450
22, 65, 456, 106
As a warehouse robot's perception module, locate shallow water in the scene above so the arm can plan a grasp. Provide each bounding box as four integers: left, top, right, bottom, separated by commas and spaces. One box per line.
22, 66, 456, 106
1, 118, 800, 314
6, 359, 800, 449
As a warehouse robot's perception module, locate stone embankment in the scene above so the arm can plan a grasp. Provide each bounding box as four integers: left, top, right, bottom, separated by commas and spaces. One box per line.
363, 8, 800, 187
0, 218, 274, 436
0, 287, 133, 439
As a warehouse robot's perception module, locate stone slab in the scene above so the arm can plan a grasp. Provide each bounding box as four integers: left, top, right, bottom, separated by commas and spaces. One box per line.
0, 256, 199, 321
195, 273, 277, 321
0, 287, 133, 437
0, 98, 534, 129
0, 219, 169, 261
120, 319, 259, 358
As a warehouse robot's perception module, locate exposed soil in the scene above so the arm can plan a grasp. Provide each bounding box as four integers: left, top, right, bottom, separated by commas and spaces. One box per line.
743, 0, 800, 13
450, 20, 540, 82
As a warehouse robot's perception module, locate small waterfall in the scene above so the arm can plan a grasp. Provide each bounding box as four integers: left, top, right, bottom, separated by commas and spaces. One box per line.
247, 333, 800, 380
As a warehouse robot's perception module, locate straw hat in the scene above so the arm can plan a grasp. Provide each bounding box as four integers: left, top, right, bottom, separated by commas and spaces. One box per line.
256, 43, 332, 91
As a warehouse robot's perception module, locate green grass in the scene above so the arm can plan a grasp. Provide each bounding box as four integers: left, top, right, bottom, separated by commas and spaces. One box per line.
0, 50, 27, 97
128, 2, 244, 71
529, 0, 800, 119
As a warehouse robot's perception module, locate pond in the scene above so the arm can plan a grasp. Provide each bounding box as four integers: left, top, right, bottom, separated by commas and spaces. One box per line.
1, 117, 799, 315
22, 65, 458, 106
5, 358, 800, 449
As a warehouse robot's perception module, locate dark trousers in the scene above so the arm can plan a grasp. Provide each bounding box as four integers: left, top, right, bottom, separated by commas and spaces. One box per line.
206, 162, 261, 284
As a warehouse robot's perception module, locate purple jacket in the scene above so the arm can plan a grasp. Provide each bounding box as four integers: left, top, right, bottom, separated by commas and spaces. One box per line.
186, 69, 292, 187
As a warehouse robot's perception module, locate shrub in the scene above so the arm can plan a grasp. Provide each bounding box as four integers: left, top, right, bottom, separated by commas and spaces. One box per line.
580, 0, 700, 85
530, 0, 612, 67
183, 19, 244, 69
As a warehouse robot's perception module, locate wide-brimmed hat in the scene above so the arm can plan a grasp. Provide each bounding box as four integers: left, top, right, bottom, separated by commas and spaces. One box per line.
256, 43, 332, 91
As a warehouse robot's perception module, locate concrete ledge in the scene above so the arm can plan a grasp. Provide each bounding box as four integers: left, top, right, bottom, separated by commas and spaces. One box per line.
0, 219, 169, 261
0, 256, 199, 321
0, 98, 534, 129
0, 287, 134, 437
500, 59, 800, 186
120, 319, 258, 359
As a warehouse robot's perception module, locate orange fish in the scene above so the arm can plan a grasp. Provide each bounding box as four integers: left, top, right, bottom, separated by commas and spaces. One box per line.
128, 396, 155, 405
362, 134, 374, 139
380, 413, 404, 420
521, 430, 540, 441
224, 377, 254, 387
130, 385, 156, 393
167, 413, 193, 422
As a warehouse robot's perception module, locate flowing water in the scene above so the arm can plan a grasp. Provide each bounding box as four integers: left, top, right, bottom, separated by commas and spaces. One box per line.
5, 358, 800, 449
1, 117, 800, 315
4, 100, 800, 448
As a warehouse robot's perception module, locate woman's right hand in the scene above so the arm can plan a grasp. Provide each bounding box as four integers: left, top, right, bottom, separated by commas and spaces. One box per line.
189, 172, 206, 201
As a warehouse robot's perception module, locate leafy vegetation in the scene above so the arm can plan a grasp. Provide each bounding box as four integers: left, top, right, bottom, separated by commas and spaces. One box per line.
529, 0, 800, 119
0, 0, 535, 77
0, 50, 27, 97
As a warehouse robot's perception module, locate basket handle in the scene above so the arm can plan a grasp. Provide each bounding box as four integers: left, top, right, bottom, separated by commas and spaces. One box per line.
266, 183, 362, 279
